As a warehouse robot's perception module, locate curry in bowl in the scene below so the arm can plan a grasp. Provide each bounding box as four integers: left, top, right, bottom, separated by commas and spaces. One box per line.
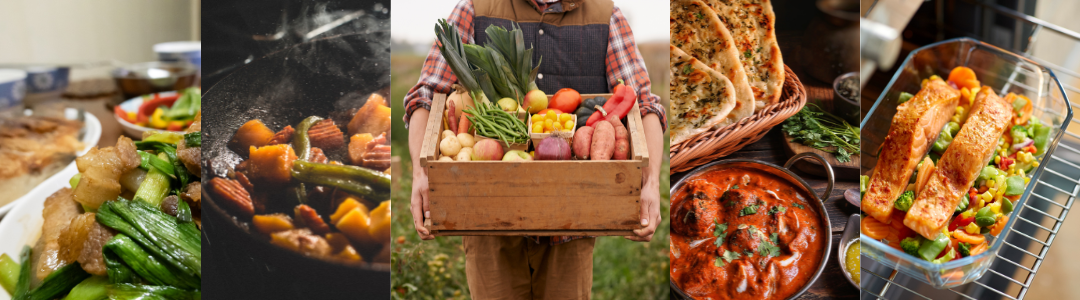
671, 164, 828, 299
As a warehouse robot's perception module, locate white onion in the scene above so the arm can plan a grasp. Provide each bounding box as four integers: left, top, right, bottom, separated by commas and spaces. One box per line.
1012, 139, 1034, 151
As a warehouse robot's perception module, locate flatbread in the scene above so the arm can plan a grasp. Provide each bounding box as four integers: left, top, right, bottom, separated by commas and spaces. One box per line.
706, 0, 785, 106
669, 45, 737, 145
671, 0, 755, 129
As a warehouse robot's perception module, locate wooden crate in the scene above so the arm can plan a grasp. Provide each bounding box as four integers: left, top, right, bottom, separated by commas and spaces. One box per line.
420, 93, 649, 236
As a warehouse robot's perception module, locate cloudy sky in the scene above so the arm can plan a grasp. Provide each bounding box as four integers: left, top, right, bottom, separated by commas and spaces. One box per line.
390, 0, 668, 49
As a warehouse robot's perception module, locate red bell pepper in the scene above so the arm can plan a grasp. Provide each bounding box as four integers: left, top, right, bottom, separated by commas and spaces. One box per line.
608, 81, 637, 120
114, 106, 137, 124
949, 214, 975, 231
138, 94, 179, 118
585, 80, 627, 126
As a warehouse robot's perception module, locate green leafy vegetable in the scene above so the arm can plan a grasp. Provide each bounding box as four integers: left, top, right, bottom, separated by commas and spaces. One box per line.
713, 221, 728, 248
162, 88, 201, 121
739, 205, 759, 216
768, 206, 787, 215
107, 284, 200, 300
793, 203, 805, 209
62, 276, 108, 300
22, 262, 91, 300
183, 132, 200, 147
958, 242, 971, 258
781, 103, 859, 162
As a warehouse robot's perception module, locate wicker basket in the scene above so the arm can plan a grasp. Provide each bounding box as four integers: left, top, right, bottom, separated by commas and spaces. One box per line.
670, 65, 807, 173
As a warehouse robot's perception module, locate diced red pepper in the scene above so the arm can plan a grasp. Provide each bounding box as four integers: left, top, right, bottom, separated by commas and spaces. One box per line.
166, 121, 185, 132
999, 155, 1015, 170
949, 215, 975, 231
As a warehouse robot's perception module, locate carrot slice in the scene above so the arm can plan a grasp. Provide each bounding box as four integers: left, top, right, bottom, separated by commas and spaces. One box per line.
953, 229, 986, 245
1014, 94, 1033, 125
970, 241, 989, 256
916, 157, 935, 195
990, 215, 1010, 236
947, 67, 980, 90
862, 216, 891, 240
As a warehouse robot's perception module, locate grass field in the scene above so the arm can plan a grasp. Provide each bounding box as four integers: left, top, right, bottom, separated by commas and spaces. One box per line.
389, 49, 671, 299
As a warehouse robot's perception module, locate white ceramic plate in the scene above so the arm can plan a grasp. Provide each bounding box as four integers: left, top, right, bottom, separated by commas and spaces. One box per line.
0, 159, 79, 300
115, 91, 187, 138
0, 108, 101, 218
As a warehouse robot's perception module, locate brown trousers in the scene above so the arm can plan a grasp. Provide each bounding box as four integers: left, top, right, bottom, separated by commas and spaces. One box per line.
463, 236, 595, 300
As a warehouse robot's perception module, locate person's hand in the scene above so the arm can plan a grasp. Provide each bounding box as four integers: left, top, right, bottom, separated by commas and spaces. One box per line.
627, 179, 661, 242
410, 170, 435, 240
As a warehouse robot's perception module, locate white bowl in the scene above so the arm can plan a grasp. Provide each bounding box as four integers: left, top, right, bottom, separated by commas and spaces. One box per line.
115, 91, 187, 138
0, 108, 100, 219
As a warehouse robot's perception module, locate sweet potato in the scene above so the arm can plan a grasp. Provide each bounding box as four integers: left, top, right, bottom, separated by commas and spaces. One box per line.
608, 115, 629, 160
248, 144, 298, 185
230, 119, 275, 156
614, 139, 630, 160
349, 133, 375, 165
591, 120, 615, 160
573, 126, 594, 159
348, 94, 391, 136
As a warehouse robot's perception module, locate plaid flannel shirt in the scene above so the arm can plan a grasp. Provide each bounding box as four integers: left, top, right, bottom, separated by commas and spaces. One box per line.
404, 0, 665, 245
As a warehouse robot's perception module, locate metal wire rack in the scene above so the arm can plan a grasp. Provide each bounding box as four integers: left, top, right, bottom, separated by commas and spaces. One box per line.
861, 0, 1080, 299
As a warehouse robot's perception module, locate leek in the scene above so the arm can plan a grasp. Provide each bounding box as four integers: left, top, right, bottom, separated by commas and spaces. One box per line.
183, 132, 201, 147
103, 235, 198, 289
108, 284, 200, 300
61, 276, 108, 300
103, 250, 140, 284
134, 153, 172, 207
142, 132, 184, 145
435, 19, 490, 104
0, 253, 17, 294
12, 246, 30, 300
23, 262, 90, 300
96, 199, 201, 281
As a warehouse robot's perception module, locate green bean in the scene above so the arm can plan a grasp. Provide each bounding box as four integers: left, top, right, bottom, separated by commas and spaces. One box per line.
292, 116, 324, 161
290, 170, 387, 203
292, 161, 391, 190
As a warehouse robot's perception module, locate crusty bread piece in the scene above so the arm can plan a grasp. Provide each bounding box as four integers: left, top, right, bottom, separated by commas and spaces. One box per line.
705, 0, 785, 107
670, 45, 737, 145
671, 0, 755, 129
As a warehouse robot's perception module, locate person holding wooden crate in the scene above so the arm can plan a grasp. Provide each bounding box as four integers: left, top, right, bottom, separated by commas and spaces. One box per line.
404, 0, 666, 298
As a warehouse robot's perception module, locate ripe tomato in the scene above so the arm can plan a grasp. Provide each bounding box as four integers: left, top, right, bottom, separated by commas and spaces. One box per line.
548, 88, 581, 113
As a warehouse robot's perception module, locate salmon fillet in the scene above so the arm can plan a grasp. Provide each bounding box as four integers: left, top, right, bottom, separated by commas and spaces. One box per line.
863, 78, 961, 223
905, 87, 1013, 238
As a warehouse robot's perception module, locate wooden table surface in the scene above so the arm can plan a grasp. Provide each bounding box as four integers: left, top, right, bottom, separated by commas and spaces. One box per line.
671, 127, 862, 299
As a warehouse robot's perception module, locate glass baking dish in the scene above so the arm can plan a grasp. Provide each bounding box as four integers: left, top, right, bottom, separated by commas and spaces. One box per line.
859, 37, 1073, 288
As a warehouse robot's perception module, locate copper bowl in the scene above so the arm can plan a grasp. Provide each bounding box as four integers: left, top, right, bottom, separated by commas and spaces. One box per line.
669, 153, 835, 300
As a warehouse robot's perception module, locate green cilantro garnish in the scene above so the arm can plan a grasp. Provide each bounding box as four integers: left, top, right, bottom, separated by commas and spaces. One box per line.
713, 221, 728, 248
769, 205, 787, 215
743, 50, 752, 58
781, 103, 860, 163
740, 205, 758, 216
732, 184, 740, 190
759, 233, 781, 257
793, 203, 805, 209
682, 64, 692, 75
695, 12, 704, 20
722, 250, 741, 263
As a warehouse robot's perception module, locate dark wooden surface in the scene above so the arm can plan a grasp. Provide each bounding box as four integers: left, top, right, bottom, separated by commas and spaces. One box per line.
671, 127, 862, 300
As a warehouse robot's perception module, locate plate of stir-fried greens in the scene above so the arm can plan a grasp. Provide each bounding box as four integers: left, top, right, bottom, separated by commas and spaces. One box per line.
0, 113, 202, 300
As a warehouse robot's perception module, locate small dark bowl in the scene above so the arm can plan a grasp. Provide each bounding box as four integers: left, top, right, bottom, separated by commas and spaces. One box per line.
112, 61, 198, 102
833, 72, 861, 125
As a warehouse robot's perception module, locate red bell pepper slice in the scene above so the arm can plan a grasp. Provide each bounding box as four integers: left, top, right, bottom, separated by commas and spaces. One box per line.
608, 82, 637, 120
114, 106, 137, 124
138, 94, 179, 118
949, 214, 975, 231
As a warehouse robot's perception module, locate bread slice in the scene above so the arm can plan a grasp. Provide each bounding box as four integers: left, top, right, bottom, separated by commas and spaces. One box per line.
705, 0, 785, 106
671, 0, 755, 129
670, 45, 737, 145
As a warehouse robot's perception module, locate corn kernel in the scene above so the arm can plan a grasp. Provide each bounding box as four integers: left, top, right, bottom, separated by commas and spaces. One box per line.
989, 202, 1001, 214
965, 222, 981, 234
962, 209, 976, 219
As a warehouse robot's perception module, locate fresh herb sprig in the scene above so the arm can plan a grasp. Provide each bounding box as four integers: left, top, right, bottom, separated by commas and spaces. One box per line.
782, 103, 860, 162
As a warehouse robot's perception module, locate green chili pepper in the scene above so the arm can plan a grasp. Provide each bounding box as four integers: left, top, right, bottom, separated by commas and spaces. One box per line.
292, 116, 324, 161
290, 170, 387, 205
918, 233, 950, 261
975, 206, 997, 227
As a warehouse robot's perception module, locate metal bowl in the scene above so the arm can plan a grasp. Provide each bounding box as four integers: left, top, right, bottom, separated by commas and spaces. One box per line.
670, 153, 835, 300
112, 61, 198, 101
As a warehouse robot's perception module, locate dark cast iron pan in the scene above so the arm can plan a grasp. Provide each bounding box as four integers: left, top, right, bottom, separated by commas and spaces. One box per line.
200, 32, 390, 299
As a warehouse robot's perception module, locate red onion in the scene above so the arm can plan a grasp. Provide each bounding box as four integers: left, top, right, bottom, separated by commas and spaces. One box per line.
1012, 139, 1034, 151
536, 134, 572, 160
